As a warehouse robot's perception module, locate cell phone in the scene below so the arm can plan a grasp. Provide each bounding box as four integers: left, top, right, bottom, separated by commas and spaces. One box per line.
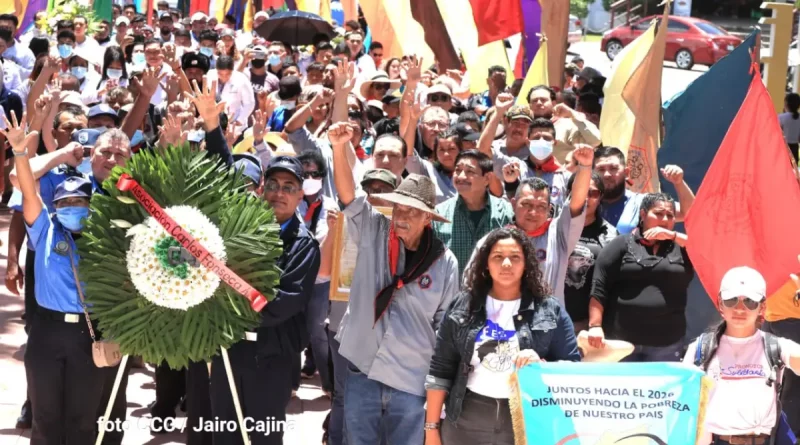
83, 146, 91, 157
253, 50, 266, 59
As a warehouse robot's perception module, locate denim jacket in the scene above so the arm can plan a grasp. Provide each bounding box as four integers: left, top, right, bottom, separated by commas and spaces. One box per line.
425, 291, 580, 423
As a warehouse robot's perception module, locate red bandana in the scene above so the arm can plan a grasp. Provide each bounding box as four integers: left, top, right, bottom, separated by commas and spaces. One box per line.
529, 157, 561, 173
526, 219, 552, 238
355, 145, 369, 161
304, 199, 322, 222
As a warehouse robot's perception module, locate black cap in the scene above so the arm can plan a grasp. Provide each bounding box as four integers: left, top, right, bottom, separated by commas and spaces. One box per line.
381, 93, 401, 105
265, 156, 304, 184
277, 76, 302, 100
54, 176, 93, 202
455, 122, 480, 142
181, 52, 210, 73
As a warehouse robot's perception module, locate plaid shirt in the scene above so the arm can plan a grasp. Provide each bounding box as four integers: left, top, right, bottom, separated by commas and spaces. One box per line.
432, 193, 515, 280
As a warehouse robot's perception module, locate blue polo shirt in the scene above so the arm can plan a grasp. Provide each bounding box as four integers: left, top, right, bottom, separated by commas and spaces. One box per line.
26, 208, 85, 314
602, 189, 645, 235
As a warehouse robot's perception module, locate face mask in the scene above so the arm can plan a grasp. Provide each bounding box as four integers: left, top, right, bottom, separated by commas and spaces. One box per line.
529, 139, 554, 161
280, 100, 296, 111
250, 59, 266, 69
107, 68, 124, 79
199, 47, 214, 58
56, 206, 90, 232
71, 66, 87, 80
131, 130, 144, 146
188, 130, 205, 142
76, 157, 92, 174
302, 178, 323, 196
58, 44, 73, 59
268, 54, 281, 67
132, 52, 146, 66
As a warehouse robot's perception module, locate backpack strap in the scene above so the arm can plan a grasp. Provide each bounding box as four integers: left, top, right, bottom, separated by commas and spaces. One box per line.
762, 331, 785, 445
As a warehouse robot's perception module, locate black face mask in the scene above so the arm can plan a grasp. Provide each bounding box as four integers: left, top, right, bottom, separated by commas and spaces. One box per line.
251, 59, 266, 69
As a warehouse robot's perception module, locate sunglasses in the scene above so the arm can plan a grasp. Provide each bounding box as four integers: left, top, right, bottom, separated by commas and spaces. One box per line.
348, 110, 362, 119
303, 171, 324, 179
720, 296, 761, 311
428, 93, 450, 103
372, 83, 390, 91
264, 181, 300, 195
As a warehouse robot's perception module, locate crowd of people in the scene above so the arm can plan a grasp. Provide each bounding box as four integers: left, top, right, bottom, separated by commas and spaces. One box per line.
2, 3, 800, 445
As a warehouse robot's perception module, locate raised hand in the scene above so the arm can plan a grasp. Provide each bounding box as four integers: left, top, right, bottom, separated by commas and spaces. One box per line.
660, 165, 684, 185
327, 122, 354, 146
224, 120, 242, 147
334, 60, 356, 93
312, 87, 335, 105
406, 55, 423, 84
495, 92, 514, 114
552, 103, 576, 120
62, 142, 85, 167
502, 161, 521, 183
572, 144, 594, 167
0, 111, 28, 150
326, 208, 340, 229
34, 93, 54, 117
188, 79, 227, 131
159, 114, 182, 148
136, 66, 168, 99
252, 109, 268, 143
163, 43, 180, 70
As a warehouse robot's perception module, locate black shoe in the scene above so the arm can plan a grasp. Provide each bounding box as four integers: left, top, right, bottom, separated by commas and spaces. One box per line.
16, 401, 31, 429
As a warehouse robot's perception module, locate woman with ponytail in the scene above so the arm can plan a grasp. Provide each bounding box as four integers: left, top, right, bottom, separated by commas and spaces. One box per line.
684, 266, 800, 445
779, 93, 800, 163
586, 193, 693, 362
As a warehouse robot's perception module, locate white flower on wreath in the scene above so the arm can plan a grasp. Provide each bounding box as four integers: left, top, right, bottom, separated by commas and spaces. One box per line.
126, 205, 227, 311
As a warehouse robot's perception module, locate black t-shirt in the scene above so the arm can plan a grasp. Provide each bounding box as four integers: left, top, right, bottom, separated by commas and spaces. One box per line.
564, 218, 618, 323
590, 232, 695, 347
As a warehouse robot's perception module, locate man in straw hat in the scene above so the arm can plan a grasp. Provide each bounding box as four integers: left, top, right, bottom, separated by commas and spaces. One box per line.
328, 122, 459, 445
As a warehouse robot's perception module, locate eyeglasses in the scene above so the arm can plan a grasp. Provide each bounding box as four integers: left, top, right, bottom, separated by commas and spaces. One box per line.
720, 296, 761, 311
587, 189, 602, 199
371, 52, 383, 58
348, 110, 362, 119
303, 171, 324, 179
428, 94, 450, 103
423, 121, 448, 131
372, 83, 389, 91
264, 181, 300, 195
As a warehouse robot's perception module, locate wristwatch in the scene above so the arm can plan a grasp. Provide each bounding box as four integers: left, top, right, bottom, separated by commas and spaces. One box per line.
424, 422, 440, 431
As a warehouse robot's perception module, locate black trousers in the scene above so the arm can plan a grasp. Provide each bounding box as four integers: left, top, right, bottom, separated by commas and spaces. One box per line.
24, 248, 37, 330
186, 360, 213, 445
152, 361, 186, 418
210, 341, 294, 445
25, 310, 105, 445
96, 359, 132, 445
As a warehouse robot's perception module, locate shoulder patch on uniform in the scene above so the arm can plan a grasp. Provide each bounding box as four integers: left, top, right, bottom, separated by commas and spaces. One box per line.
418, 274, 432, 289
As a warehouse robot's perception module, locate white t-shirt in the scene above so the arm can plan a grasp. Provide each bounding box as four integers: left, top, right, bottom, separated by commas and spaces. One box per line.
466, 295, 521, 399
779, 112, 800, 145
683, 330, 800, 442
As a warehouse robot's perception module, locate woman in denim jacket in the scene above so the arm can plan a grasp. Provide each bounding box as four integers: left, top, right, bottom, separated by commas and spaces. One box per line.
424, 227, 581, 445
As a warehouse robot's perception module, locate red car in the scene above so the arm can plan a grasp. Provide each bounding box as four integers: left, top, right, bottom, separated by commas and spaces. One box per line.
601, 15, 742, 70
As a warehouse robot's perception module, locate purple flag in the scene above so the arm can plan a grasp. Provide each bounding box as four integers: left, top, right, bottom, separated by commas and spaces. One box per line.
519, 0, 542, 74
17, 0, 47, 37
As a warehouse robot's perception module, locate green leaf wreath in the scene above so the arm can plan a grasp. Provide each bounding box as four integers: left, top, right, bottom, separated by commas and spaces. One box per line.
42, 0, 103, 36
77, 145, 283, 369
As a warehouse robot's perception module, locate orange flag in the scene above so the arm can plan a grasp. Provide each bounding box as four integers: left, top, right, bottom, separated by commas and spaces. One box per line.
685, 73, 800, 315
540, 0, 570, 90
341, 0, 358, 23
620, 9, 669, 193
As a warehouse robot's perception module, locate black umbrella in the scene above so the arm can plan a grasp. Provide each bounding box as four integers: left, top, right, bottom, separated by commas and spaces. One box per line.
254, 10, 335, 46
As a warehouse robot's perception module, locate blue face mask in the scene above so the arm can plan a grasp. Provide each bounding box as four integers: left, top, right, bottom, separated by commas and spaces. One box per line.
71, 66, 88, 80
132, 52, 146, 66
131, 130, 144, 146
56, 206, 90, 232
58, 44, 73, 59
107, 68, 124, 79
268, 54, 281, 67
199, 47, 214, 58
76, 157, 92, 174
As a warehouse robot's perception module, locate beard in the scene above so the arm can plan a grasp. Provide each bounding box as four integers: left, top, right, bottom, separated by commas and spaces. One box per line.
604, 179, 626, 201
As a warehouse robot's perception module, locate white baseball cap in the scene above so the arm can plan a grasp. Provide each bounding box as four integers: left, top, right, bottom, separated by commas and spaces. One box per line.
191, 12, 208, 22
719, 266, 767, 302
115, 17, 130, 26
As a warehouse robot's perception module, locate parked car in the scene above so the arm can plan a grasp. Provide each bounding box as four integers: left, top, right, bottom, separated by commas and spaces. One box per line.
601, 15, 742, 70
569, 15, 583, 44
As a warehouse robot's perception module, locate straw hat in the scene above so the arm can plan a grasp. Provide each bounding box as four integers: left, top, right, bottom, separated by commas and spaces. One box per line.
372, 174, 450, 223
576, 330, 634, 363
359, 70, 401, 99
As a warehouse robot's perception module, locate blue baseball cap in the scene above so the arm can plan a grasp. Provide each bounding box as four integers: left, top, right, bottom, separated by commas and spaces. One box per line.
265, 156, 304, 184
71, 128, 106, 147
53, 176, 93, 202
88, 103, 119, 122
232, 153, 263, 185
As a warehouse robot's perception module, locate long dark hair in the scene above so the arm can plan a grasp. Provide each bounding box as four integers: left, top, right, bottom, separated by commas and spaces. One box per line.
786, 93, 800, 120
463, 227, 550, 313
101, 46, 128, 82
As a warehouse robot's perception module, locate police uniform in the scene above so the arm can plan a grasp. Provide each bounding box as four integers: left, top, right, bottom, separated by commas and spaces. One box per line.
209, 157, 321, 445
24, 176, 106, 444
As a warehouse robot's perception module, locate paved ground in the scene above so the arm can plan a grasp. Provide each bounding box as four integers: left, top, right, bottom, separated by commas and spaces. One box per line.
0, 205, 329, 444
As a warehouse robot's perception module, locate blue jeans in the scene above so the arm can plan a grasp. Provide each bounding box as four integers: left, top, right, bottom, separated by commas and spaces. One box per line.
328, 331, 348, 445
622, 339, 685, 362
344, 364, 425, 445
307, 281, 332, 391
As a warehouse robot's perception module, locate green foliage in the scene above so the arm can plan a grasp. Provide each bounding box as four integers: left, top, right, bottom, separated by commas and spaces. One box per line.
77, 144, 284, 369
43, 0, 103, 36
570, 0, 591, 19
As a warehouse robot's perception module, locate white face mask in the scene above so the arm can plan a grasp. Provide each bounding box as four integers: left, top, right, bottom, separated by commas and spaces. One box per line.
302, 178, 323, 196
281, 100, 296, 111
529, 139, 554, 161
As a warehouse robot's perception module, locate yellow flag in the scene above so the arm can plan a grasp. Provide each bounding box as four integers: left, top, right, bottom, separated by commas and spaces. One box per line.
433, 0, 514, 93
515, 39, 548, 106
295, 0, 321, 15
319, 0, 332, 22
243, 0, 255, 32
361, 0, 434, 62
